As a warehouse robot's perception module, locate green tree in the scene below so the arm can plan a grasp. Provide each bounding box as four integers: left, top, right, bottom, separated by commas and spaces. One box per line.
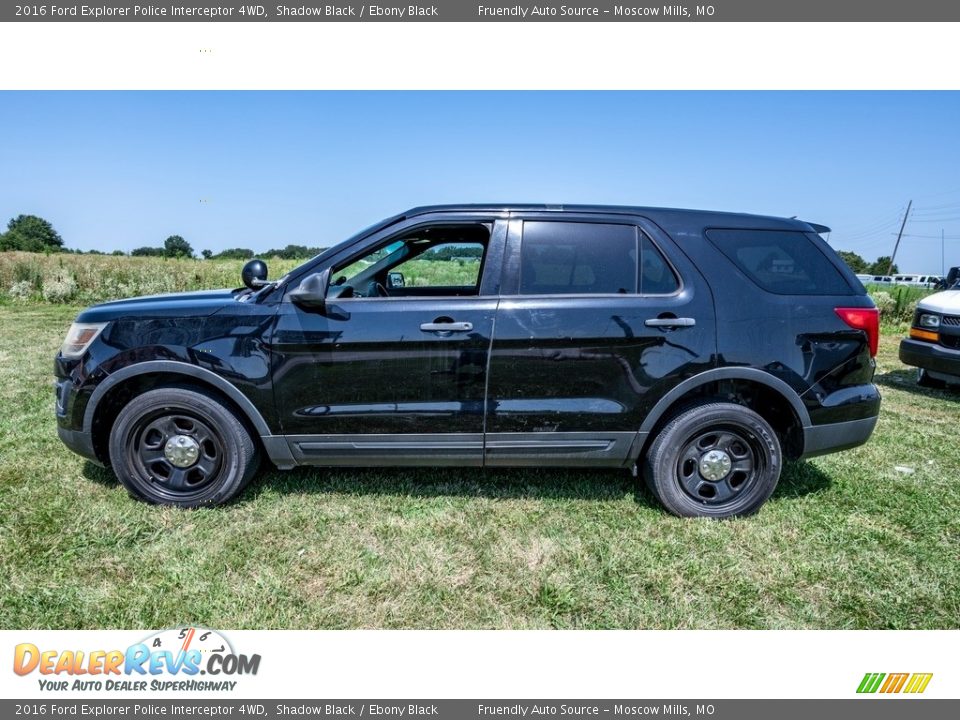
867, 256, 898, 275
201, 249, 213, 260
261, 244, 325, 259
163, 235, 193, 259
0, 214, 64, 252
837, 250, 868, 274
214, 248, 255, 260
111, 250, 126, 256
131, 246, 163, 257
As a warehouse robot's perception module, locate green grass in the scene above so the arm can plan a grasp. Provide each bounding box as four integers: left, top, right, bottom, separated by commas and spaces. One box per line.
0, 252, 305, 305
0, 252, 482, 306
1, 304, 958, 629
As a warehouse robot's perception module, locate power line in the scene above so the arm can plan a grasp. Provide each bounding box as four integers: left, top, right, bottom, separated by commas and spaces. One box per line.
911, 198, 960, 210
912, 186, 960, 201
898, 232, 960, 239
830, 209, 907, 236
837, 218, 904, 241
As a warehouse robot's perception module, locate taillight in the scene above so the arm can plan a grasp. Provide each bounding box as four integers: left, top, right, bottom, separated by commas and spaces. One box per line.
835, 307, 879, 358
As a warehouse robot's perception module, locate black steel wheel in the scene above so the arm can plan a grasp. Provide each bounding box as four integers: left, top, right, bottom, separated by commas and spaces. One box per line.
644, 402, 781, 518
109, 387, 259, 507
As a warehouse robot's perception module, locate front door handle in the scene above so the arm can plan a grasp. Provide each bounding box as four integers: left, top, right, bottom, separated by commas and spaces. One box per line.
420, 321, 473, 333
645, 317, 696, 328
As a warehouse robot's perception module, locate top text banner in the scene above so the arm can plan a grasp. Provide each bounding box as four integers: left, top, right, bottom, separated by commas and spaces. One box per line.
5, 0, 960, 22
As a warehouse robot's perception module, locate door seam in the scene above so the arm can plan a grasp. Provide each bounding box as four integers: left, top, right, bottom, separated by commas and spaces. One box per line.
481, 298, 500, 466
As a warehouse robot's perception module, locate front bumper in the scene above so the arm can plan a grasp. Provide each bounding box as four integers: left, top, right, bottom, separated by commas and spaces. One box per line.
54, 365, 102, 465
899, 338, 960, 379
57, 425, 102, 465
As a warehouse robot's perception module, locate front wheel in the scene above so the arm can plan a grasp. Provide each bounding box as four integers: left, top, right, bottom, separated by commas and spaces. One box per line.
644, 402, 781, 518
108, 387, 259, 507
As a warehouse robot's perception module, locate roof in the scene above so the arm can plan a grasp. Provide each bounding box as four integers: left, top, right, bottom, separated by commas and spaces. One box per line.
400, 204, 828, 234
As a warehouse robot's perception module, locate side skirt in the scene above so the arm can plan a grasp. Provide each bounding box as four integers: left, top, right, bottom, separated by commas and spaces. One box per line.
272, 432, 638, 469
485, 432, 637, 467
284, 433, 484, 467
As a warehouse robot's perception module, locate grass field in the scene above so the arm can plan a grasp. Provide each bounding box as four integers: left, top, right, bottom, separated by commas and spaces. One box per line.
1, 304, 958, 630
0, 251, 482, 305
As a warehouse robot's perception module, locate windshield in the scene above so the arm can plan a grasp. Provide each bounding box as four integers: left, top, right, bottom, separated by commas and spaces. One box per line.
271, 213, 406, 290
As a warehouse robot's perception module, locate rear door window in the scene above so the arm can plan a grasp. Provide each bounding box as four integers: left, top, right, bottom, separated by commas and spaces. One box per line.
519, 221, 637, 295
706, 228, 853, 295
640, 234, 680, 295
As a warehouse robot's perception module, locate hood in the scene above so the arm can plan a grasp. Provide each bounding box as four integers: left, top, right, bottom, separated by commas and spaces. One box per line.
917, 290, 960, 315
75, 288, 240, 323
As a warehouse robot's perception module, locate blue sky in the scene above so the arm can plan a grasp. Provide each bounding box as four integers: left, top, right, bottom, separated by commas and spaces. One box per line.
1, 91, 959, 272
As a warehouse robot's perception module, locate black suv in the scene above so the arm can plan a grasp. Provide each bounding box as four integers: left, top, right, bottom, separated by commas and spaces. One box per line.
55, 205, 881, 517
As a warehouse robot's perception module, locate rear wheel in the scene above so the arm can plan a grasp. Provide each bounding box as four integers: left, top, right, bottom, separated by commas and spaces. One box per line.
108, 387, 259, 507
644, 402, 781, 518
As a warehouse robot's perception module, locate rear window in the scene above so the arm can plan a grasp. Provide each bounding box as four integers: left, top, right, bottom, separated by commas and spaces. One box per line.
706, 229, 853, 295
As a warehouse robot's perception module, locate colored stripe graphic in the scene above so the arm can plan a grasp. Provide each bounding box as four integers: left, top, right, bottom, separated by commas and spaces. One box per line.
857, 673, 885, 693
880, 673, 909, 693
904, 673, 933, 694
857, 672, 932, 694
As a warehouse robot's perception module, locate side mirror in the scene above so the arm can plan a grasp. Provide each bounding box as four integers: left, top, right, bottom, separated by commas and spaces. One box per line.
387, 271, 405, 289
289, 268, 331, 312
241, 259, 269, 289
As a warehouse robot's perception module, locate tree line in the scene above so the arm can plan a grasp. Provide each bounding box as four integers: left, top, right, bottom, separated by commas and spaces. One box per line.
836, 250, 899, 276
1, 213, 901, 272
0, 214, 325, 260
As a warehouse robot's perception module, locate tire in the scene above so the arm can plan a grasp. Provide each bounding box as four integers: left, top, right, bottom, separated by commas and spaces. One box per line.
108, 387, 259, 508
643, 402, 781, 518
916, 368, 947, 390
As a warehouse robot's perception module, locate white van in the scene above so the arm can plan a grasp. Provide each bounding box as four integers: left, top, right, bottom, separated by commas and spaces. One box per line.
893, 274, 942, 287
899, 287, 960, 387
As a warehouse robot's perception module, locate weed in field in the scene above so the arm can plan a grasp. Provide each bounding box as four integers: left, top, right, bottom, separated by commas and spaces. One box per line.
0, 252, 304, 305
866, 284, 935, 326
8, 281, 33, 302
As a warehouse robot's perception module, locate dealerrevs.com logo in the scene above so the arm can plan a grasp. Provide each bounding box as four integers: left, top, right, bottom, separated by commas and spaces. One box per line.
13, 627, 261, 692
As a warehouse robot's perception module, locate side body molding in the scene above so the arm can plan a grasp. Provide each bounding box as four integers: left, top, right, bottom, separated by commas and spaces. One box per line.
633, 367, 814, 457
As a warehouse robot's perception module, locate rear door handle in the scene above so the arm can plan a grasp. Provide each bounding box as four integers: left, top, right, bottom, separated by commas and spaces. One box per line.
645, 317, 696, 328
420, 321, 473, 333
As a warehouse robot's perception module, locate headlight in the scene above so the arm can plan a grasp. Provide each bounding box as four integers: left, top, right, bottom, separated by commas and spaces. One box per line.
918, 313, 941, 330
60, 322, 107, 358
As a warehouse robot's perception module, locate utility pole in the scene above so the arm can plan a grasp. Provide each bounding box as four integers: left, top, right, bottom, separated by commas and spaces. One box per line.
887, 199, 912, 275
942, 228, 946, 277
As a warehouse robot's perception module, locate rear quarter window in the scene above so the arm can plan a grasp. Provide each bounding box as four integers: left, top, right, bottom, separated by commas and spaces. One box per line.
706, 228, 854, 295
